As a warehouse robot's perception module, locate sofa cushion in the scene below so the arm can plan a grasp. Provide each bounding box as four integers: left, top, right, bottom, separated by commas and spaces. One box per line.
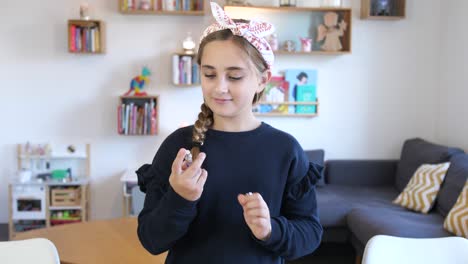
443, 178, 468, 238
393, 162, 450, 213
395, 138, 463, 191
347, 207, 451, 249
437, 153, 468, 216
305, 149, 325, 186
316, 185, 399, 227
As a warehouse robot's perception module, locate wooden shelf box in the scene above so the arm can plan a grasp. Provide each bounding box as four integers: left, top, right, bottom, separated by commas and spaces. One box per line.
361, 0, 406, 20
68, 20, 105, 54
172, 53, 200, 86
119, 0, 205, 15
118, 95, 159, 135
224, 6, 352, 54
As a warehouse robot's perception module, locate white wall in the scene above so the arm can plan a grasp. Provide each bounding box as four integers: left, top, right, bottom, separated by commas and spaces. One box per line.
436, 1, 468, 151
0, 0, 444, 222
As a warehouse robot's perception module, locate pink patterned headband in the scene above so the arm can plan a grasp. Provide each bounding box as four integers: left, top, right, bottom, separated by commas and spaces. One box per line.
200, 2, 276, 69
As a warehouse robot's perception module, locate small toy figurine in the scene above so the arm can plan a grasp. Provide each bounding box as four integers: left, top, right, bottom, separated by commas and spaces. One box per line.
267, 33, 279, 51
299, 37, 312, 52
182, 32, 196, 55
316, 12, 347, 52
139, 0, 151, 10
283, 40, 296, 52
124, 67, 151, 96
80, 2, 90, 20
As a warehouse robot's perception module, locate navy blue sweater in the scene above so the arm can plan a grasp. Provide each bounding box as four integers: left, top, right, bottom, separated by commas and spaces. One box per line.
137, 122, 323, 263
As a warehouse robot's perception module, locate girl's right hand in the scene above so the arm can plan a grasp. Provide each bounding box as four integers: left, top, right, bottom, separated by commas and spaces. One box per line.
169, 148, 208, 201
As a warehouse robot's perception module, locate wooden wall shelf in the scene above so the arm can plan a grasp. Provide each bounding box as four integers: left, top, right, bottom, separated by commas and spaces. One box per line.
172, 53, 200, 86
224, 5, 352, 54
118, 95, 159, 135
254, 100, 320, 118
68, 20, 105, 54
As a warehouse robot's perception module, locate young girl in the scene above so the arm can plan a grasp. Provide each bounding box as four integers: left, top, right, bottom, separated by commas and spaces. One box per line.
137, 3, 323, 263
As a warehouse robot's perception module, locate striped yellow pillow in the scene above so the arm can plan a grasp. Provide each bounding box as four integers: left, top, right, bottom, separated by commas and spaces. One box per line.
393, 162, 450, 213
444, 179, 468, 238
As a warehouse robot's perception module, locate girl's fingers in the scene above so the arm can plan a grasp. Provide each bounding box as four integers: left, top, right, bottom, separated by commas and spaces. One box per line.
197, 169, 208, 186
171, 148, 188, 174
244, 198, 266, 210
185, 152, 206, 177
244, 208, 269, 218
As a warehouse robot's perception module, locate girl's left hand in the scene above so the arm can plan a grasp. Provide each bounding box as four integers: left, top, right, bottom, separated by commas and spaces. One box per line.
237, 192, 272, 241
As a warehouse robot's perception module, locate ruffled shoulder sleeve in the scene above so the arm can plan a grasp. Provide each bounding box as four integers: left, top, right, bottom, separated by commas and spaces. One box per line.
135, 163, 169, 193
287, 162, 324, 200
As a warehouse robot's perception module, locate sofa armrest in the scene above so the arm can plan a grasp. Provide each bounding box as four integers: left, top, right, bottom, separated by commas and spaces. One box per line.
325, 160, 398, 186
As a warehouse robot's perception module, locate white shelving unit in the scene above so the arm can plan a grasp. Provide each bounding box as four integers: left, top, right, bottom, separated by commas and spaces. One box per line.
8, 143, 91, 240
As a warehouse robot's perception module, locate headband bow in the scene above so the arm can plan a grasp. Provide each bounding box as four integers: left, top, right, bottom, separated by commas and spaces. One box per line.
200, 2, 276, 69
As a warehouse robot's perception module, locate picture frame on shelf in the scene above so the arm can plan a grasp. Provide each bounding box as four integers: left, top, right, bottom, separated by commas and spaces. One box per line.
361, 0, 406, 20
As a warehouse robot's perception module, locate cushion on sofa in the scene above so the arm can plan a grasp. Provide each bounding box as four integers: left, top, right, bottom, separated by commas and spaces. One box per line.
393, 162, 450, 213
395, 138, 463, 191
347, 207, 452, 250
437, 153, 468, 216
305, 149, 325, 186
443, 178, 468, 238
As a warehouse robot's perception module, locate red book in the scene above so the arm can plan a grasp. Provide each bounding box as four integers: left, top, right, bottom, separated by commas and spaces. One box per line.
82, 28, 86, 52
117, 105, 122, 134
151, 107, 157, 135
70, 25, 76, 52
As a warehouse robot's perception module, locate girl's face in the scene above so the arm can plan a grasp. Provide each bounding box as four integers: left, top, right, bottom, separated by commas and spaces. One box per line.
200, 39, 267, 121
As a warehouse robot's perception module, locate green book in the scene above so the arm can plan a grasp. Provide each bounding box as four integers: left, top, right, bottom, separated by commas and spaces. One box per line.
296, 85, 317, 113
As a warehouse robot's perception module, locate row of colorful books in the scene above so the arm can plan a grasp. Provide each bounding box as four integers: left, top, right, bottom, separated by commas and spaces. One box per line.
118, 101, 157, 135
172, 55, 200, 85
69, 25, 101, 53
255, 69, 318, 114
122, 0, 203, 11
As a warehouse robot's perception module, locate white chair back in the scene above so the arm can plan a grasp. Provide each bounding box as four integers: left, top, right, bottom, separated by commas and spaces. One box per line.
131, 185, 146, 216
0, 238, 60, 264
362, 235, 468, 264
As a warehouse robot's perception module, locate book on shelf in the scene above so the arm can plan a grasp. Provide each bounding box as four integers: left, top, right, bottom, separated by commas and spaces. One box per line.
296, 85, 317, 114
69, 24, 101, 53
284, 69, 318, 114
119, 98, 157, 135
172, 54, 200, 85
255, 76, 289, 114
122, 0, 203, 11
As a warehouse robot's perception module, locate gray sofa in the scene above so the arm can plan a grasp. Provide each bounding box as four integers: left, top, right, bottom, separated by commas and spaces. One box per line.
309, 138, 467, 256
